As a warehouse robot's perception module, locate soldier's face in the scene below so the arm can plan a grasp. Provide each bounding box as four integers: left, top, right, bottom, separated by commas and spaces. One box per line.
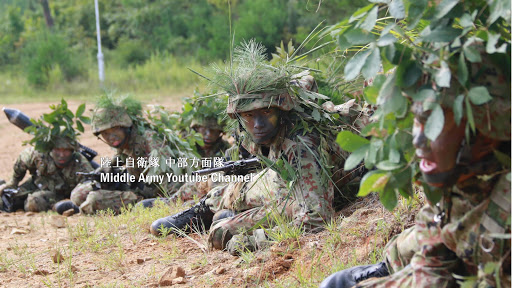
195, 126, 222, 149
239, 107, 280, 145
412, 108, 466, 178
51, 148, 74, 168
100, 127, 128, 148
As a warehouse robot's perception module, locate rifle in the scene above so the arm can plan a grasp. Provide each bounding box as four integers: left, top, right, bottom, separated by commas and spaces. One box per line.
193, 158, 263, 176
76, 168, 133, 191
3, 107, 99, 169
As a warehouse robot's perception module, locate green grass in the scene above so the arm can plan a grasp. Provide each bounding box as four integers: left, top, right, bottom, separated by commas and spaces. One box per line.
0, 54, 208, 104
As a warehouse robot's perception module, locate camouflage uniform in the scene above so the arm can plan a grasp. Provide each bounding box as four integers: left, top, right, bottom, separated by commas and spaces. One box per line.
207, 127, 347, 249
205, 75, 352, 250
71, 127, 178, 214
169, 117, 231, 203
358, 174, 511, 287
355, 48, 511, 288
71, 102, 184, 214
3, 147, 92, 212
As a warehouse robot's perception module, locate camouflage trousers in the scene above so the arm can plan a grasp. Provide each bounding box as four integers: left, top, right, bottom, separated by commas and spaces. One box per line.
11, 181, 67, 212
206, 168, 316, 251
357, 174, 511, 287
70, 182, 140, 214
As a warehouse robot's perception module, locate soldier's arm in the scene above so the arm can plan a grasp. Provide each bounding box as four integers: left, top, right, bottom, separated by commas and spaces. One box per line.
9, 147, 37, 187
74, 153, 94, 183
287, 135, 333, 230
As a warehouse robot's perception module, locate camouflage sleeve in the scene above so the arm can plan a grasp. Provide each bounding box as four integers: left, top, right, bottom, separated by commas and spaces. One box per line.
74, 153, 94, 183
285, 134, 333, 230
10, 147, 38, 187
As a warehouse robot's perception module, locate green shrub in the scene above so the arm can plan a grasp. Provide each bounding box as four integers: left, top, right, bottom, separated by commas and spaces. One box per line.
114, 37, 150, 67
22, 31, 86, 88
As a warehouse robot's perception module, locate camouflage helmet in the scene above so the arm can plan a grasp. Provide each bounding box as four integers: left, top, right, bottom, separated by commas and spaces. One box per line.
52, 135, 79, 150
190, 117, 224, 131
226, 90, 295, 118
226, 74, 318, 118
91, 107, 133, 136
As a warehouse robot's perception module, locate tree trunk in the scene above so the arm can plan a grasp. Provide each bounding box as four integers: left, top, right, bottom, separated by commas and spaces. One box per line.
40, 0, 54, 28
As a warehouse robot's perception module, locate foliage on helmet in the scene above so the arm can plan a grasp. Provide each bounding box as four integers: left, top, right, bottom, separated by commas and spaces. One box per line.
192, 38, 343, 137
180, 90, 230, 132
24, 99, 88, 153
329, 0, 511, 211
91, 93, 140, 134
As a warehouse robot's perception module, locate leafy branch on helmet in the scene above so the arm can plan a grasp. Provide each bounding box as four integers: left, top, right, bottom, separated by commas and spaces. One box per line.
330, 0, 510, 210
24, 99, 89, 153
92, 92, 199, 177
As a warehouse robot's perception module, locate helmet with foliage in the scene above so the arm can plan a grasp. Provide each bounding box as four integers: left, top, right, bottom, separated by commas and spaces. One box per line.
179, 90, 230, 132
25, 100, 87, 153
91, 93, 141, 136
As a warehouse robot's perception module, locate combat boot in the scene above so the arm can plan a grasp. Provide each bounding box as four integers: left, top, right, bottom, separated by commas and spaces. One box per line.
319, 261, 389, 288
150, 198, 214, 236
54, 200, 79, 215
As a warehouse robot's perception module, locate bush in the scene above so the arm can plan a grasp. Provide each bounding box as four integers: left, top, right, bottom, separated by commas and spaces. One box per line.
22, 31, 86, 88
114, 37, 150, 67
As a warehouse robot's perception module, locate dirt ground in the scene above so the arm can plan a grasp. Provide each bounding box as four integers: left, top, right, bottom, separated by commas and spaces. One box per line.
0, 100, 415, 288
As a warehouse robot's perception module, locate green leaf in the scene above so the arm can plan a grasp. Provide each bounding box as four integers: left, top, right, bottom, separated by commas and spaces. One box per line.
488, 0, 509, 25
459, 13, 473, 28
453, 94, 465, 126
424, 104, 445, 141
468, 86, 493, 105
344, 145, 369, 170
76, 103, 86, 118
435, 61, 451, 88
338, 34, 351, 51
79, 116, 91, 124
422, 183, 443, 205
363, 75, 386, 104
336, 131, 370, 152
486, 32, 508, 54
494, 150, 512, 168
457, 52, 468, 86
407, 0, 427, 29
344, 29, 377, 45
350, 4, 376, 23
389, 0, 405, 19
463, 46, 482, 63
362, 47, 381, 80
376, 160, 404, 171
434, 0, 459, 20
76, 120, 84, 133
377, 33, 397, 46
359, 5, 378, 31
465, 96, 476, 132
379, 187, 398, 210
312, 109, 321, 121
377, 73, 405, 114
389, 148, 400, 163
358, 170, 389, 197
344, 49, 371, 81
422, 26, 461, 42
412, 88, 436, 102
397, 61, 422, 87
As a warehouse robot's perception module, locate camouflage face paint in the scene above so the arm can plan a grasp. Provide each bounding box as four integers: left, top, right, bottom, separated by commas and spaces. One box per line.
100, 126, 128, 148
239, 108, 280, 145
195, 126, 222, 149
50, 148, 74, 168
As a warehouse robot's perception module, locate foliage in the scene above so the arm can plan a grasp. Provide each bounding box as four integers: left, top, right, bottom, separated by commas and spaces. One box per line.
24, 99, 90, 152
21, 31, 86, 87
330, 0, 510, 210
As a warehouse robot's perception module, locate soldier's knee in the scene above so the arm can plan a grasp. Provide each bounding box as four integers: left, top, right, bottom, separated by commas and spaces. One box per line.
79, 192, 99, 215
70, 183, 93, 206
25, 194, 47, 212
208, 223, 233, 250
